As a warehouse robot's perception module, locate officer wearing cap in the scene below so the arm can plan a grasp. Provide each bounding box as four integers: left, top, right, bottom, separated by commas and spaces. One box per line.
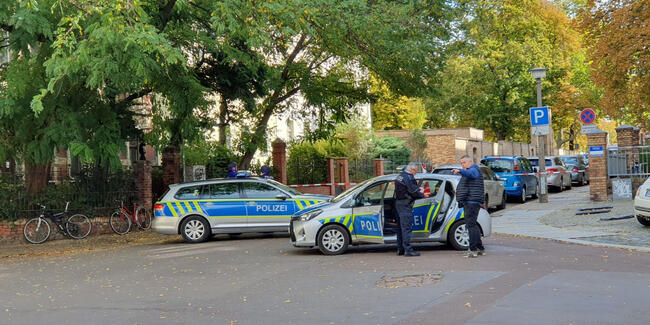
394, 162, 427, 256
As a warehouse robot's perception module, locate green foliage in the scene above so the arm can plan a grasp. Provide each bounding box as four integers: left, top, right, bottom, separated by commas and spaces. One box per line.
333, 118, 374, 160
204, 145, 238, 179
287, 141, 328, 184
407, 129, 431, 163
373, 137, 411, 165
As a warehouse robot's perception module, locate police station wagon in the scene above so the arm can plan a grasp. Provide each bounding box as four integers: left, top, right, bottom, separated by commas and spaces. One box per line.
152, 178, 330, 243
290, 174, 491, 255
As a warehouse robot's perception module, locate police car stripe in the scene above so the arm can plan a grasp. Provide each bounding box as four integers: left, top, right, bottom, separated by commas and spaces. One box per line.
175, 202, 186, 215
295, 200, 304, 210
166, 203, 178, 217
355, 235, 382, 239
445, 209, 465, 232
208, 215, 247, 219
425, 203, 440, 231
193, 201, 203, 214
184, 201, 193, 212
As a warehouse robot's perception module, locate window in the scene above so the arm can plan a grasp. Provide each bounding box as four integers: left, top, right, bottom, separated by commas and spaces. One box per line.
483, 159, 514, 173
481, 167, 497, 180
355, 182, 387, 207
242, 182, 284, 199
206, 183, 240, 199
174, 186, 203, 200
432, 168, 455, 175
418, 179, 443, 197
384, 181, 396, 199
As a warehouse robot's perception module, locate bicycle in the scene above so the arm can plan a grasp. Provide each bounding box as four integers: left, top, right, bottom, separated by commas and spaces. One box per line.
23, 202, 93, 244
109, 200, 152, 235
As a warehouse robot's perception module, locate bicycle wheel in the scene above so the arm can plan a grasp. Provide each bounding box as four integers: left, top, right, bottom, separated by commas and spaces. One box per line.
135, 206, 152, 230
109, 210, 131, 235
23, 218, 51, 244
66, 214, 92, 239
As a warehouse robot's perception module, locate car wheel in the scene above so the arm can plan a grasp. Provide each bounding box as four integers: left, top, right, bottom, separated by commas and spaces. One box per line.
448, 220, 469, 250
180, 216, 211, 243
566, 177, 572, 190
559, 179, 565, 192
519, 186, 527, 203
317, 224, 349, 255
497, 191, 507, 210
637, 215, 650, 226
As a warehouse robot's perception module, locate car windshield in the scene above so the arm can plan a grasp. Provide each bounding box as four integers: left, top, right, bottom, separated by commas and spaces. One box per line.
529, 159, 552, 167
266, 179, 303, 196
483, 159, 514, 172
432, 168, 455, 175
331, 178, 375, 203
561, 157, 578, 165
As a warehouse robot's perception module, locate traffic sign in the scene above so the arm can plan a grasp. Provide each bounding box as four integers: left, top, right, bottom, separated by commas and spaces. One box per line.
581, 124, 598, 134
580, 108, 596, 124
530, 106, 551, 135
590, 145, 604, 157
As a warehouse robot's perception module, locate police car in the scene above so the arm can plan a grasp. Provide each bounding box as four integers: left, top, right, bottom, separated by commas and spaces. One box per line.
152, 177, 330, 243
290, 174, 491, 255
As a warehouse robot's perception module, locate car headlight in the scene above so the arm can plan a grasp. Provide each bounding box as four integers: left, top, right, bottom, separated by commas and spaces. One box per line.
297, 209, 323, 221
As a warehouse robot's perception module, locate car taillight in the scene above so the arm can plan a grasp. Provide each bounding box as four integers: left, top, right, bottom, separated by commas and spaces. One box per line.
547, 168, 558, 173
573, 167, 579, 172
154, 204, 165, 211
514, 165, 519, 171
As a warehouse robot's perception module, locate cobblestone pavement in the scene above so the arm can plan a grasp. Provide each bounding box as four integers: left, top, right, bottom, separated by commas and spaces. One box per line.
491, 185, 650, 250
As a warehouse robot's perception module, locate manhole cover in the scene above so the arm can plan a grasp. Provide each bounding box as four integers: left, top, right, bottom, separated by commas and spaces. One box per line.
376, 272, 443, 288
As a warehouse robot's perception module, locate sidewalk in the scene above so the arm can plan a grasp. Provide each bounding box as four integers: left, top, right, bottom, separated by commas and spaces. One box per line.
490, 186, 650, 252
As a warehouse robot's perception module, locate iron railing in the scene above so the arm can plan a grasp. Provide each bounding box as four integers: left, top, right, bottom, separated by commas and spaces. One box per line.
607, 146, 650, 177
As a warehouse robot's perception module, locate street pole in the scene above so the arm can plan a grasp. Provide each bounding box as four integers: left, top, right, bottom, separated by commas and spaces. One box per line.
536, 78, 548, 203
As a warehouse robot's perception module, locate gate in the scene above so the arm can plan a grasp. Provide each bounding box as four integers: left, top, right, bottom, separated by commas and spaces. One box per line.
607, 145, 650, 199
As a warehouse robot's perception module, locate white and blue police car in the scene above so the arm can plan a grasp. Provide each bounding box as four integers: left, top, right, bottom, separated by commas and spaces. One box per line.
290, 174, 491, 255
152, 177, 330, 243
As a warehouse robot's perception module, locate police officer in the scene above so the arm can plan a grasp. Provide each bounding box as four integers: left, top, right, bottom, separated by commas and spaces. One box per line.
395, 162, 427, 256
452, 155, 485, 258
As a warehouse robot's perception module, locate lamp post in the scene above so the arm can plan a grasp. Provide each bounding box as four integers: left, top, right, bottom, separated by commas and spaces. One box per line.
530, 67, 548, 203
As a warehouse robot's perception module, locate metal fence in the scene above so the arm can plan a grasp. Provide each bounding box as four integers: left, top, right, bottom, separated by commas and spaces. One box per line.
0, 168, 137, 220
287, 157, 328, 185
607, 146, 650, 177
349, 159, 374, 183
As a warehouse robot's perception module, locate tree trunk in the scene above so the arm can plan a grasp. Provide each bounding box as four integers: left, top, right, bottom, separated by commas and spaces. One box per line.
218, 98, 228, 145
239, 103, 277, 169
24, 161, 51, 197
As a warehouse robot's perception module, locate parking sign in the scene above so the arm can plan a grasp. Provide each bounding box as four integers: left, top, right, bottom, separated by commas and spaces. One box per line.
530, 106, 550, 135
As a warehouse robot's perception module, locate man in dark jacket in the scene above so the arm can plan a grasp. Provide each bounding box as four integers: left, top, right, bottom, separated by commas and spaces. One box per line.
395, 162, 428, 256
453, 155, 485, 258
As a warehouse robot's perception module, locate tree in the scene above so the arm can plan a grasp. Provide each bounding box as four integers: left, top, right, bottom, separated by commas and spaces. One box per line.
433, 0, 581, 141
581, 0, 650, 130
370, 76, 428, 130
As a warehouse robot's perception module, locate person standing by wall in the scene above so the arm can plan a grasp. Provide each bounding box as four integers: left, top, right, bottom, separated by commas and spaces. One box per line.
452, 155, 485, 258
394, 162, 429, 256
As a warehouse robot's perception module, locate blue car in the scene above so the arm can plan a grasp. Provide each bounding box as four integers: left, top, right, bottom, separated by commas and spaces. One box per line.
481, 156, 538, 203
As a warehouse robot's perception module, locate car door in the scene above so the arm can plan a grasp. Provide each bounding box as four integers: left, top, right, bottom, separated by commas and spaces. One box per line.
242, 181, 296, 228
519, 158, 536, 195
200, 182, 247, 229
412, 178, 444, 238
479, 167, 496, 207
350, 182, 387, 244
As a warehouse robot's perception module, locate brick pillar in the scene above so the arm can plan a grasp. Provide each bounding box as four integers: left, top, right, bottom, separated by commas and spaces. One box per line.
587, 130, 608, 201
336, 158, 350, 190
326, 158, 336, 195
615, 125, 642, 192
272, 139, 287, 184
134, 160, 153, 209
373, 159, 384, 177
162, 146, 181, 189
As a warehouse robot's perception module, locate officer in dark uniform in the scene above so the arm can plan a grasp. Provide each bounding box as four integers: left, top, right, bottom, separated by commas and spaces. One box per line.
394, 162, 427, 256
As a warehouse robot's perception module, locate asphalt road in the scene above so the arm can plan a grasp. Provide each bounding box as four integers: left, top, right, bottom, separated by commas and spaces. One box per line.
1, 232, 649, 325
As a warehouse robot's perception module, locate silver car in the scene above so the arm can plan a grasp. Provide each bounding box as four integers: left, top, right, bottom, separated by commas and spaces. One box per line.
432, 164, 506, 210
527, 156, 572, 192
290, 174, 492, 255
559, 155, 590, 186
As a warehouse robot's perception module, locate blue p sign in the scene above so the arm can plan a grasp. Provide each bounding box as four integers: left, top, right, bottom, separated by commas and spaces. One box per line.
530, 106, 550, 126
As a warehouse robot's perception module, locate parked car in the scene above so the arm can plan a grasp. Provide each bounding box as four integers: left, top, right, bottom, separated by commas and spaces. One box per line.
432, 164, 506, 210
527, 156, 572, 192
152, 177, 330, 243
290, 173, 491, 255
634, 178, 650, 226
559, 155, 590, 186
481, 156, 538, 203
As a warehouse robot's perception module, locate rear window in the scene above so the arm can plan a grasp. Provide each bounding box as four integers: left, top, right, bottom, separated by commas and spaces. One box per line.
174, 185, 203, 200
432, 168, 455, 175
561, 157, 578, 165
482, 159, 514, 173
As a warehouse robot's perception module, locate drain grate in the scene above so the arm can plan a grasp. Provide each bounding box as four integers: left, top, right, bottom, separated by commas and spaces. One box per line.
376, 272, 443, 288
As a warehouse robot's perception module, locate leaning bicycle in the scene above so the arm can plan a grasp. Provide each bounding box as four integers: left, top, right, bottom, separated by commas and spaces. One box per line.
23, 202, 93, 244
109, 200, 152, 235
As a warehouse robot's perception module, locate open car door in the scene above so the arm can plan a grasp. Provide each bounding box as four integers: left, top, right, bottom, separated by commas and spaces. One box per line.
350, 182, 388, 244
412, 179, 445, 238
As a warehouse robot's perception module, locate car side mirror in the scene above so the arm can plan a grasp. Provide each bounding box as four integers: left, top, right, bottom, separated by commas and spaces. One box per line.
276, 194, 288, 201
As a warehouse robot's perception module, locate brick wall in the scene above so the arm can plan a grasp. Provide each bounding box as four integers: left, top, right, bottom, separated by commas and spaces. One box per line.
295, 186, 331, 196
135, 160, 153, 210
587, 130, 609, 201
426, 134, 456, 165
162, 146, 181, 189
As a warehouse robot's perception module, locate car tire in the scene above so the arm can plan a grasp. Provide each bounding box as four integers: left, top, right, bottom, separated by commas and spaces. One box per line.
637, 215, 650, 226
566, 177, 572, 190
518, 186, 527, 203
448, 220, 469, 251
180, 216, 211, 243
559, 179, 565, 192
497, 191, 507, 210
317, 224, 349, 255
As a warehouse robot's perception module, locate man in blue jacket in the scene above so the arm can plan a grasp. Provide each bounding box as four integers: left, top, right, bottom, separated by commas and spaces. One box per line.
395, 162, 428, 256
453, 155, 485, 258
